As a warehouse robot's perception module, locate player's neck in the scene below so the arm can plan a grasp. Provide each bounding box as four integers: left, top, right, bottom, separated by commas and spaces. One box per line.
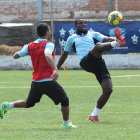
39, 36, 49, 40
76, 29, 87, 35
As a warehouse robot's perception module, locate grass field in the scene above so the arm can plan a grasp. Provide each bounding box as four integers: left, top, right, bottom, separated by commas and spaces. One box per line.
0, 70, 140, 140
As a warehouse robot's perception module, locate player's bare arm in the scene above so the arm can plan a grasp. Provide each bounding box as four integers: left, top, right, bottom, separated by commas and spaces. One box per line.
57, 51, 69, 69
45, 53, 58, 81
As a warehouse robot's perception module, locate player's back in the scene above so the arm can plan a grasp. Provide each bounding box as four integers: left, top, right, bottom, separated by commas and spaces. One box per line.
28, 40, 54, 81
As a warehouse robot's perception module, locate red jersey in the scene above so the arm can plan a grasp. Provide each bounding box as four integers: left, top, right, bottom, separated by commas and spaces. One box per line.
28, 40, 55, 81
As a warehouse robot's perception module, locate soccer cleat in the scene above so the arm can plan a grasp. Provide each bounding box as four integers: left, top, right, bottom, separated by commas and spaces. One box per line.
62, 122, 77, 128
114, 28, 126, 46
0, 102, 9, 119
89, 115, 99, 122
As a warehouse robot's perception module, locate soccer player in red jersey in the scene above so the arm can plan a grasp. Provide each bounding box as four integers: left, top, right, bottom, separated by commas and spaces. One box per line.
0, 23, 76, 128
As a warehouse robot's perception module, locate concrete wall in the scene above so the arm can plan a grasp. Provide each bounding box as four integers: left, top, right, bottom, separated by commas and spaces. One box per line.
0, 0, 140, 22
0, 23, 36, 46
1, 54, 140, 70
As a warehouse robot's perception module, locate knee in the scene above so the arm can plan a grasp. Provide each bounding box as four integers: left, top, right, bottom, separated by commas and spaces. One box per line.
26, 103, 35, 108
61, 96, 69, 107
91, 43, 102, 58
104, 86, 113, 95
96, 42, 102, 48
109, 87, 113, 94
107, 87, 113, 95
93, 43, 102, 51
26, 101, 37, 108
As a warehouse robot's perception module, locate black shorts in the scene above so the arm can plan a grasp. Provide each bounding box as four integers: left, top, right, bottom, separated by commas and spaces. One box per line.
26, 81, 68, 107
80, 52, 111, 84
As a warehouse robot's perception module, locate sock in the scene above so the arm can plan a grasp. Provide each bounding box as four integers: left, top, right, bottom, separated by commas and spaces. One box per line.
91, 107, 101, 116
8, 103, 14, 109
63, 120, 69, 125
111, 41, 120, 48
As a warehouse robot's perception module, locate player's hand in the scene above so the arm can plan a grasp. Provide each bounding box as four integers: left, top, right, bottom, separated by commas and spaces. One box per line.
51, 69, 58, 81
13, 52, 20, 59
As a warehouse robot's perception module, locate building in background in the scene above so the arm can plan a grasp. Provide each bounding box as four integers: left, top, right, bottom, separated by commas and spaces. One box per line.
0, 0, 140, 22
0, 0, 140, 69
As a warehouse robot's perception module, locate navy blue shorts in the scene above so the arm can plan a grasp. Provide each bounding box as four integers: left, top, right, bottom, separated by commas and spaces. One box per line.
26, 81, 68, 107
80, 52, 111, 84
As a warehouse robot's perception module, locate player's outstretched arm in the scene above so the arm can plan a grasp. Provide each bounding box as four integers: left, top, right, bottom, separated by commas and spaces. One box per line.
13, 44, 29, 59
57, 51, 69, 69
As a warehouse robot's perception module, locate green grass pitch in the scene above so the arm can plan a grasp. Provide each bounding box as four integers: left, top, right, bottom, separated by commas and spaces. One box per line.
0, 70, 140, 140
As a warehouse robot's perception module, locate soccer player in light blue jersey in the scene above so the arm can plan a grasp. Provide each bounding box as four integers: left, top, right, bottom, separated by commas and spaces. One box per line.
57, 19, 126, 122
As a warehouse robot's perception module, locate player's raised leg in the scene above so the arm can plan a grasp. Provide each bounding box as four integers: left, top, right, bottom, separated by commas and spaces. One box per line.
114, 28, 126, 46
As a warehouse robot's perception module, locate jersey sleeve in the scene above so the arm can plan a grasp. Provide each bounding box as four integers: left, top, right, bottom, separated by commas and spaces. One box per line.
44, 42, 54, 55
64, 36, 74, 52
18, 44, 29, 57
91, 32, 106, 43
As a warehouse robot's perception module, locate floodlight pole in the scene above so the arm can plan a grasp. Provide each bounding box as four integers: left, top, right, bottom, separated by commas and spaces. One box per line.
51, 0, 54, 42
108, 0, 113, 14
38, 0, 43, 21
115, 0, 118, 11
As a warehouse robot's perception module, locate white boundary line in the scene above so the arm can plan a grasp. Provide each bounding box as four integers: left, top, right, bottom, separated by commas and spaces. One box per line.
60, 85, 135, 88
12, 110, 140, 114
0, 75, 140, 88
0, 74, 140, 84
0, 85, 140, 88
112, 75, 140, 77
0, 82, 11, 83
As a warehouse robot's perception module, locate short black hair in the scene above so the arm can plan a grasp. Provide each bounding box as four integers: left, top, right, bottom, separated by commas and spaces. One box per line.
37, 23, 49, 37
75, 19, 86, 26
75, 19, 80, 26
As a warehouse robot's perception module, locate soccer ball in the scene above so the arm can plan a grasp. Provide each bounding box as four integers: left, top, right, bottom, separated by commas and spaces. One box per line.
108, 11, 123, 26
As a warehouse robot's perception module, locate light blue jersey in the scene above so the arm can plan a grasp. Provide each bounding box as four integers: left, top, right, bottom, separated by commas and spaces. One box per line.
64, 31, 105, 60
17, 39, 54, 82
